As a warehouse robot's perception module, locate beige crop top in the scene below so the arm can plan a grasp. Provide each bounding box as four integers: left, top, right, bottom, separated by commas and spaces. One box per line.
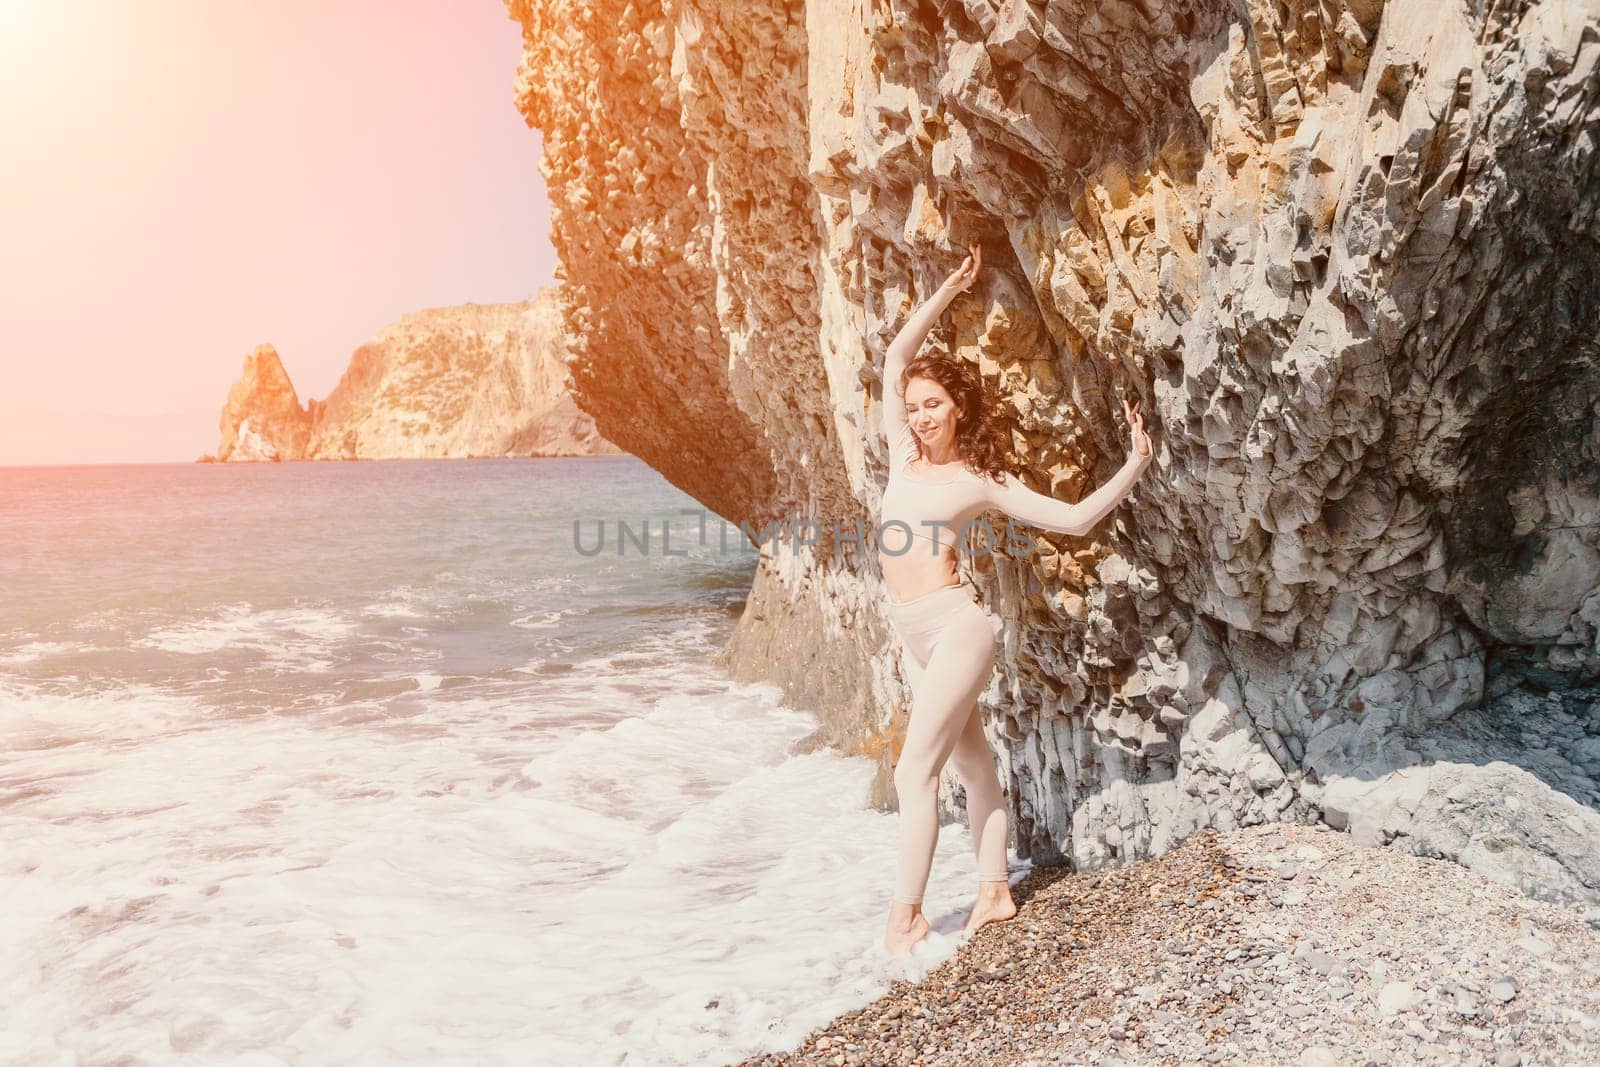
879, 406, 1087, 554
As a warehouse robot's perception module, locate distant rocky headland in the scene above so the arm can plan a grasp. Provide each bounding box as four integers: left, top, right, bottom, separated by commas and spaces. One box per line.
198, 288, 621, 462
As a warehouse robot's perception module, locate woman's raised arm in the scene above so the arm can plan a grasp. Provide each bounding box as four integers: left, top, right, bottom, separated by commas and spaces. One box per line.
982, 397, 1154, 536
881, 246, 982, 467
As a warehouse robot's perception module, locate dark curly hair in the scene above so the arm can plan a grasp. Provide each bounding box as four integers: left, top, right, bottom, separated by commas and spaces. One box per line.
896, 352, 1013, 486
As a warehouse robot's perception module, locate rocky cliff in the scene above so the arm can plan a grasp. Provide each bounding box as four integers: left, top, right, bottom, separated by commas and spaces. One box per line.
208, 289, 620, 461
213, 343, 314, 462
507, 0, 1600, 917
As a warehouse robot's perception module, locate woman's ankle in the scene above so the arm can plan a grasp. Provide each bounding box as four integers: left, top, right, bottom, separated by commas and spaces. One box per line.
888, 899, 923, 921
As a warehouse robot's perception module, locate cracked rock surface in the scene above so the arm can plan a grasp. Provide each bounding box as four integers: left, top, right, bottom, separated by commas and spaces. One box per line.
507, 0, 1600, 912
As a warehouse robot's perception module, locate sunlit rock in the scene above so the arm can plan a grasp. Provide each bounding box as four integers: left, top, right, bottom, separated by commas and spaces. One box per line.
507, 0, 1600, 916
211, 288, 619, 461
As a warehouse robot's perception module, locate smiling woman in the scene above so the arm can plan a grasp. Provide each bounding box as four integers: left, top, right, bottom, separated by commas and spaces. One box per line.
871, 243, 1153, 956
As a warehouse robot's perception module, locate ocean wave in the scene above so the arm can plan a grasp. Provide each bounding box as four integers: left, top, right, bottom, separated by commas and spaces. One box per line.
518, 739, 998, 1063
0, 676, 220, 750
508, 608, 585, 631
132, 603, 356, 667
0, 641, 89, 666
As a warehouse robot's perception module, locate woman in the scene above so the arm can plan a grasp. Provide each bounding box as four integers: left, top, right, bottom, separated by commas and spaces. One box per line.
877, 242, 1154, 956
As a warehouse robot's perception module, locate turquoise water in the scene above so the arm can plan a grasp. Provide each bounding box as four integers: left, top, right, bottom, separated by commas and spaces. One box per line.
0, 457, 1003, 1065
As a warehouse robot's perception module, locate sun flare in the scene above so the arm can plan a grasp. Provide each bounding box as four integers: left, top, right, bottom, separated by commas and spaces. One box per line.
0, 0, 46, 55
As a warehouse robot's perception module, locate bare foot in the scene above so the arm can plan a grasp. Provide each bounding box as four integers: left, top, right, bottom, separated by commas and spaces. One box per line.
884, 905, 930, 956
963, 884, 1018, 936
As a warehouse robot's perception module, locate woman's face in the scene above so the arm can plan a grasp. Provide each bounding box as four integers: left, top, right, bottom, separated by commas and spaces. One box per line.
904, 377, 958, 452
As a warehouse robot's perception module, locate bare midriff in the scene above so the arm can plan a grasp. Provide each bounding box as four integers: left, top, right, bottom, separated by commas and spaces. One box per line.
879, 460, 969, 606
880, 542, 962, 605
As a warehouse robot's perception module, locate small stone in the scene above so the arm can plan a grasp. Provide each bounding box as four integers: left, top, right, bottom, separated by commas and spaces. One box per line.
1402, 1018, 1435, 1040
1490, 978, 1518, 1003
1378, 981, 1418, 1016
1293, 942, 1343, 975
1299, 1047, 1340, 1067
1513, 936, 1553, 957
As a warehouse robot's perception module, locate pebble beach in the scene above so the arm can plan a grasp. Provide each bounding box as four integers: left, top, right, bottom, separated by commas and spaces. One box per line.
743, 823, 1600, 1067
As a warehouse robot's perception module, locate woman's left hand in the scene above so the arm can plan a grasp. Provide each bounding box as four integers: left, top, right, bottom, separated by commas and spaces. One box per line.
941, 243, 982, 294
1122, 396, 1152, 460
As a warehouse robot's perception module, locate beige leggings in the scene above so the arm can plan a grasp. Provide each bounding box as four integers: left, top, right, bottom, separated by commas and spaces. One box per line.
884, 582, 1009, 905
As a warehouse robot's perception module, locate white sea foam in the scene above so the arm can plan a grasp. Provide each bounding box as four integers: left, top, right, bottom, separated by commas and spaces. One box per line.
361, 584, 438, 619
0, 459, 1008, 1064
133, 603, 355, 667
0, 659, 1016, 1065
0, 676, 220, 749
0, 641, 86, 665
509, 608, 583, 630
506, 672, 1022, 1061
364, 602, 424, 619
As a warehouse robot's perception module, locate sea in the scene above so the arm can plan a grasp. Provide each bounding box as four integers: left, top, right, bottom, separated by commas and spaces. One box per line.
0, 457, 1014, 1066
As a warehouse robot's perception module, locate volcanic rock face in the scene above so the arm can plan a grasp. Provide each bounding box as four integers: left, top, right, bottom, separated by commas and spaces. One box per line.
507, 0, 1600, 914
212, 289, 619, 461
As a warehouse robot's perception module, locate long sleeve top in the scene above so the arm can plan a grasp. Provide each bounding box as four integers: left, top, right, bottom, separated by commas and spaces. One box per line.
878, 288, 1143, 551
880, 402, 1088, 552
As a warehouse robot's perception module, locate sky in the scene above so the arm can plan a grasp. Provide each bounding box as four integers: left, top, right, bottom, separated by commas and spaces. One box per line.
0, 0, 556, 466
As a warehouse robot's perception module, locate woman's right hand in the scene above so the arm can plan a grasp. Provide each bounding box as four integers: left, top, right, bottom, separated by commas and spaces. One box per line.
941, 243, 982, 293
1123, 395, 1153, 462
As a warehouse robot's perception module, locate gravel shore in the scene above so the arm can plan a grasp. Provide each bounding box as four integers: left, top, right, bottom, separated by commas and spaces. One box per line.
740, 823, 1600, 1066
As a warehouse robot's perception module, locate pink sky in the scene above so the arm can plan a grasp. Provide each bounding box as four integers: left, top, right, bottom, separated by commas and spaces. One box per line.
0, 1, 555, 466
